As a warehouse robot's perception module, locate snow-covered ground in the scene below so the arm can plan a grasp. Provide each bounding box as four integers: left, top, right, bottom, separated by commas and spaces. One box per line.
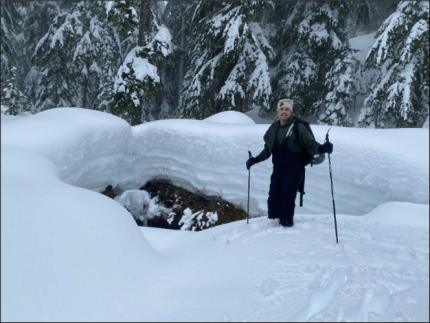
349, 32, 377, 64
1, 108, 429, 321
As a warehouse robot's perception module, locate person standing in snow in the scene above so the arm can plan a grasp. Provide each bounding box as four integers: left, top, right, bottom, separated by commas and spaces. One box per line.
246, 98, 333, 227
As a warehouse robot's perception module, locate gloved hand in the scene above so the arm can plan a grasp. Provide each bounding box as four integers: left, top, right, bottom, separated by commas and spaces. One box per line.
246, 157, 258, 170
318, 141, 333, 154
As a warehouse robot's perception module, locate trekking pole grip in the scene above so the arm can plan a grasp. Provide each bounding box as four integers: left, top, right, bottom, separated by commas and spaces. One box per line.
325, 127, 331, 143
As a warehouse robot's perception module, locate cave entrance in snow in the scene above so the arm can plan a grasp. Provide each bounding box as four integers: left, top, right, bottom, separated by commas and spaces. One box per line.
101, 179, 248, 231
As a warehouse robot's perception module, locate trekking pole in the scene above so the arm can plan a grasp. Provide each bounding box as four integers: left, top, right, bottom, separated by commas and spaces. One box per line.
326, 128, 339, 244
247, 151, 252, 224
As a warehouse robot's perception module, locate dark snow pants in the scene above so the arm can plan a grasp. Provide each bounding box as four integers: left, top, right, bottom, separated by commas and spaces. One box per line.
268, 142, 305, 223
267, 166, 305, 223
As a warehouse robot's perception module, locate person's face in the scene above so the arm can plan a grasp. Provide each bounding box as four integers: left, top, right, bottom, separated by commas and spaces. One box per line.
277, 106, 293, 121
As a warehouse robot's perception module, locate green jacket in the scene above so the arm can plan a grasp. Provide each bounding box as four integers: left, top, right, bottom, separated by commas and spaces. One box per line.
255, 116, 321, 163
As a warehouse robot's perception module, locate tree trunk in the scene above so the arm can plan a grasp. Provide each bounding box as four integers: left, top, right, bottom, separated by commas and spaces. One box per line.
79, 59, 91, 108
138, 0, 152, 46
178, 11, 185, 97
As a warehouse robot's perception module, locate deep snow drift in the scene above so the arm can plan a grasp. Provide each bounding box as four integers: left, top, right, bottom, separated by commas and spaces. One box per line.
1, 108, 428, 321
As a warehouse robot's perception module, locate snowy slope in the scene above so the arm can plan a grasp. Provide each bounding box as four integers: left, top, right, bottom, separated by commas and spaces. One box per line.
4, 108, 427, 216
1, 108, 429, 321
1, 107, 132, 189
349, 32, 377, 64
139, 210, 428, 322
129, 116, 428, 216
1, 146, 161, 321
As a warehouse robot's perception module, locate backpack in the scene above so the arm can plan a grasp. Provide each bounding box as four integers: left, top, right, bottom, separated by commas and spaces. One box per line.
292, 118, 325, 207
293, 118, 325, 167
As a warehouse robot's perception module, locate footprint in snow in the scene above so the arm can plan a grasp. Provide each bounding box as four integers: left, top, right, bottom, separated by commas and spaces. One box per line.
338, 286, 391, 321
259, 278, 281, 297
295, 269, 348, 321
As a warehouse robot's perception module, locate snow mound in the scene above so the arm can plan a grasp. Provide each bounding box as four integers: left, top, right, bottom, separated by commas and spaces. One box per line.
364, 201, 428, 228
203, 111, 255, 124
2, 146, 159, 321
3, 108, 428, 217
1, 107, 132, 189
130, 120, 429, 216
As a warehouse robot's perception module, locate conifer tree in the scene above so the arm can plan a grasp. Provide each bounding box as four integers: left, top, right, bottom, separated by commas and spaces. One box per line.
358, 0, 429, 128
163, 0, 195, 117
31, 1, 120, 111
4, 0, 428, 129
2, 67, 30, 115
73, 2, 122, 110
21, 1, 62, 112
110, 0, 173, 125
180, 0, 274, 119
347, 0, 394, 33
1, 2, 23, 97
272, 1, 361, 125
105, 0, 140, 55
320, 52, 360, 126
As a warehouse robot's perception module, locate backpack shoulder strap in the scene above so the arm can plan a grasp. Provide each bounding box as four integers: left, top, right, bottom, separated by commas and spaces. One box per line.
293, 118, 305, 149
294, 118, 316, 144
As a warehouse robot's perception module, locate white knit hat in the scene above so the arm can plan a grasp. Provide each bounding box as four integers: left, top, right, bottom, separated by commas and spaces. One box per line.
277, 98, 294, 112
